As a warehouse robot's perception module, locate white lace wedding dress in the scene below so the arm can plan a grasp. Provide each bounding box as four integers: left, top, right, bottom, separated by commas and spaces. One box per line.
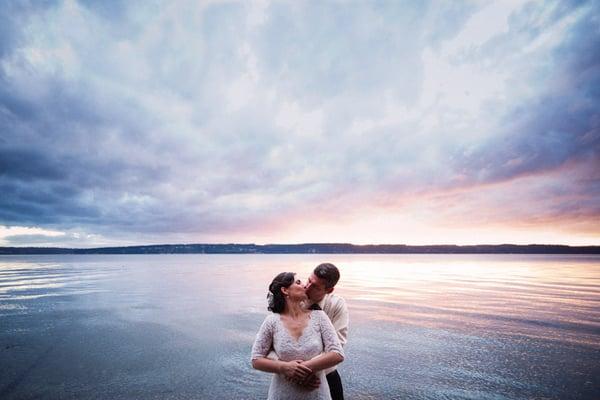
251, 310, 344, 400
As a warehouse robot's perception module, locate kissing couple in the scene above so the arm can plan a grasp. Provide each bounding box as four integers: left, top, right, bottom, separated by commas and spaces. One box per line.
251, 263, 349, 400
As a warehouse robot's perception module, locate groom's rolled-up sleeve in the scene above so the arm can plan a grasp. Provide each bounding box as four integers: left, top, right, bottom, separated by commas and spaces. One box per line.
330, 297, 349, 347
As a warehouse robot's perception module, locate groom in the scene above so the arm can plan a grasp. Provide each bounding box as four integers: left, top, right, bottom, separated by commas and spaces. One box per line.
304, 263, 349, 400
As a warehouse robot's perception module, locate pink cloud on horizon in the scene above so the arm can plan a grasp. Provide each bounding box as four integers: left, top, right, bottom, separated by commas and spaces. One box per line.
235, 157, 599, 246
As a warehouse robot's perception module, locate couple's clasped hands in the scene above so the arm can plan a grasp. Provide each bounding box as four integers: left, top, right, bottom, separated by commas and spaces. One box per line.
280, 360, 321, 389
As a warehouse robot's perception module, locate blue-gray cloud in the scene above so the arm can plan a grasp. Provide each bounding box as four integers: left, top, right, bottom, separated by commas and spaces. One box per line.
0, 0, 598, 245
454, 0, 600, 183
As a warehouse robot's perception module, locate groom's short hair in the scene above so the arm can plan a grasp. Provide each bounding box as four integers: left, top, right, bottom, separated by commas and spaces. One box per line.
314, 263, 340, 289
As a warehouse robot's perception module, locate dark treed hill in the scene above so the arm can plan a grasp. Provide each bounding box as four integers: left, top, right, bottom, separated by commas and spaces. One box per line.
0, 243, 599, 254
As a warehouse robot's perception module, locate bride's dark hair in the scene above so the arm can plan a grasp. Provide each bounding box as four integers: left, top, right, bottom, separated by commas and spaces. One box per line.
267, 272, 295, 313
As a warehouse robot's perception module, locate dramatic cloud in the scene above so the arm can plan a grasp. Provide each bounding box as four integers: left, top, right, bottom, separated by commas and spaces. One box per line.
1, 0, 598, 246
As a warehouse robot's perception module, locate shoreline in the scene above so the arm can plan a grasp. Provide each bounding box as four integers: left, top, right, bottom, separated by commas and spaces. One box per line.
1, 243, 599, 255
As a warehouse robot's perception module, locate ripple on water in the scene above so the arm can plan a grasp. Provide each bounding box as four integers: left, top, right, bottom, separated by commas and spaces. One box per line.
1, 254, 599, 400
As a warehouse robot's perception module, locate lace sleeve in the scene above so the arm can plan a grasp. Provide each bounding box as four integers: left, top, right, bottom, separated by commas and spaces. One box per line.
317, 311, 345, 357
251, 314, 275, 360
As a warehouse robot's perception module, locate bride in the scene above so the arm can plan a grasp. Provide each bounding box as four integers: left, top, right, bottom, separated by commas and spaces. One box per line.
251, 272, 344, 399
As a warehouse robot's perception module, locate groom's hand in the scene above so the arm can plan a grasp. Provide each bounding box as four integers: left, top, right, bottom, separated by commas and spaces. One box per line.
285, 372, 320, 390
285, 360, 320, 390
299, 372, 321, 389
280, 360, 312, 380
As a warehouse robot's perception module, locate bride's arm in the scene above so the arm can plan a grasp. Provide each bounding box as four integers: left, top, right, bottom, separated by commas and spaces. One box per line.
253, 357, 313, 379
302, 311, 345, 372
300, 351, 343, 372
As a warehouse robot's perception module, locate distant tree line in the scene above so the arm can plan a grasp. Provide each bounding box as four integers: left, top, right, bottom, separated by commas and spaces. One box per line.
0, 243, 599, 254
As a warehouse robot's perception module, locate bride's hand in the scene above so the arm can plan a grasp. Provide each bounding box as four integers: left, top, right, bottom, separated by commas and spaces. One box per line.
279, 360, 312, 380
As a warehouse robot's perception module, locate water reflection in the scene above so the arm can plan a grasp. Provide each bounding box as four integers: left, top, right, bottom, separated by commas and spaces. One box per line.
0, 254, 599, 399
339, 255, 600, 348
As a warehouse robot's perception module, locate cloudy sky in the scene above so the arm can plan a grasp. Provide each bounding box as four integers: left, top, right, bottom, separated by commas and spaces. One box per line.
1, 0, 599, 247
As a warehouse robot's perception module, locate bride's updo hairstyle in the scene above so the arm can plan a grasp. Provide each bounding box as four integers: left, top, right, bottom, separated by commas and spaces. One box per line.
267, 272, 295, 313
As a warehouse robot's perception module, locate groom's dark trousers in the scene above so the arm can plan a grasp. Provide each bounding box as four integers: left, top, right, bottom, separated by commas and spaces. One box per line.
326, 370, 344, 400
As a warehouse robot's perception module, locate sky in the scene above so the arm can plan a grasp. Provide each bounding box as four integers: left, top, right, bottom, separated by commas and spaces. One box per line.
0, 0, 599, 247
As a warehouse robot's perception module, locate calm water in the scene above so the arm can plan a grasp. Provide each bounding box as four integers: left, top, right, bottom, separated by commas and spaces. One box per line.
0, 254, 599, 399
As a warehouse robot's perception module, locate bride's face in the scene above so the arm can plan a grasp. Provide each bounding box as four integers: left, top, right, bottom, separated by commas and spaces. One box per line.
284, 275, 308, 302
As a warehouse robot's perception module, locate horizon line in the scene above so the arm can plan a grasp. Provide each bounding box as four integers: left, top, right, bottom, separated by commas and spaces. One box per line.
1, 242, 599, 255
2, 242, 600, 249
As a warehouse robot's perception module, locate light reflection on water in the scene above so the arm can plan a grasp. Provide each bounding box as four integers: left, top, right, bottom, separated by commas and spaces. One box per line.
341, 256, 600, 346
0, 254, 599, 400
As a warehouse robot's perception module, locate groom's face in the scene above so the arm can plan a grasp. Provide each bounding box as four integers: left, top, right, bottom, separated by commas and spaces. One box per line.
305, 273, 331, 303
